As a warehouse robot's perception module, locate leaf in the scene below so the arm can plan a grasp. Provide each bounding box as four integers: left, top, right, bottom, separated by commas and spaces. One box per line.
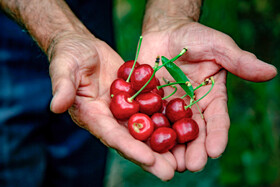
162, 56, 194, 97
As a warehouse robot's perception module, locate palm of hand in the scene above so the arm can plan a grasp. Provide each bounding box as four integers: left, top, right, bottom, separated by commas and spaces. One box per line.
138, 22, 230, 172
50, 35, 179, 180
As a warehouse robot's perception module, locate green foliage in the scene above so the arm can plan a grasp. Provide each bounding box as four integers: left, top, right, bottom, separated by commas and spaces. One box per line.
113, 0, 146, 60
201, 0, 280, 186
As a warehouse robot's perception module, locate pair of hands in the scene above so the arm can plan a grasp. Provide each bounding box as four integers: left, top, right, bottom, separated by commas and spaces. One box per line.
49, 21, 277, 180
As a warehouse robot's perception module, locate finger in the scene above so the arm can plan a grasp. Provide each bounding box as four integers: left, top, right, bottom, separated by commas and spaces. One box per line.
101, 120, 177, 180
160, 151, 177, 170
205, 112, 229, 158
72, 97, 178, 180
200, 70, 230, 158
213, 41, 277, 82
171, 144, 186, 172
86, 114, 176, 181
184, 38, 277, 82
49, 57, 78, 113
185, 111, 208, 172
203, 89, 229, 158
84, 112, 156, 166
142, 154, 175, 181
170, 24, 277, 82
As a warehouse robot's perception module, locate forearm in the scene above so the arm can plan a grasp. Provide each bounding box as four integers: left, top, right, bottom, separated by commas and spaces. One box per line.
0, 0, 89, 55
143, 0, 202, 32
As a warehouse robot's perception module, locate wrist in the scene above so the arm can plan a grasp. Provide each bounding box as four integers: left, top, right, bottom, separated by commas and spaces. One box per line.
25, 1, 91, 56
142, 0, 202, 33
46, 30, 94, 62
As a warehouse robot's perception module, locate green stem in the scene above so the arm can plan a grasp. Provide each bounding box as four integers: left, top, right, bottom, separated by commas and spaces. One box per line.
157, 48, 188, 69
181, 77, 210, 98
128, 62, 159, 102
194, 78, 211, 91
194, 84, 204, 91
126, 36, 143, 83
180, 93, 189, 99
185, 77, 215, 109
162, 86, 177, 100
195, 102, 204, 119
157, 81, 186, 89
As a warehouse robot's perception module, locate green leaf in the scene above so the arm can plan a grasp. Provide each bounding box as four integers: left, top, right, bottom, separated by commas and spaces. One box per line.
162, 56, 194, 98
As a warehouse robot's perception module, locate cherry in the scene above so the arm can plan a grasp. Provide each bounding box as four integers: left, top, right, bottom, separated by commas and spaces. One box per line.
172, 118, 199, 144
110, 78, 135, 97
131, 64, 158, 92
150, 127, 177, 153
128, 113, 154, 141
135, 92, 162, 116
151, 87, 164, 98
117, 60, 140, 80
160, 100, 168, 115
151, 113, 170, 129
110, 92, 139, 121
150, 78, 164, 97
165, 98, 193, 123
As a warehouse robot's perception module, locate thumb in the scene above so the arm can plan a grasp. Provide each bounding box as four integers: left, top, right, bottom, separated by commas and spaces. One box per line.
214, 35, 277, 82
49, 57, 78, 113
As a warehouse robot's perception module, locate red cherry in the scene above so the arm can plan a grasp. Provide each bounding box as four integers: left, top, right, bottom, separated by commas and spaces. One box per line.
165, 98, 193, 123
150, 78, 164, 97
151, 87, 164, 97
135, 92, 162, 116
117, 60, 140, 80
131, 64, 158, 92
150, 127, 177, 153
128, 113, 154, 141
172, 118, 199, 143
160, 100, 168, 115
185, 108, 192, 118
110, 78, 135, 97
151, 113, 170, 129
110, 92, 139, 121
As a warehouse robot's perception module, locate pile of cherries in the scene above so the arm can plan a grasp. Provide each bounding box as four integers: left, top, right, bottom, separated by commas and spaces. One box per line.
109, 58, 199, 153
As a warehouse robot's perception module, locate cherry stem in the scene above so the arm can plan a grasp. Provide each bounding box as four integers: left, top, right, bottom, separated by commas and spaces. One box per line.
185, 77, 215, 109
128, 61, 159, 102
126, 36, 143, 83
157, 81, 185, 89
180, 93, 188, 99
194, 84, 204, 91
157, 48, 188, 70
180, 78, 211, 99
162, 85, 177, 100
193, 78, 210, 91
195, 102, 204, 119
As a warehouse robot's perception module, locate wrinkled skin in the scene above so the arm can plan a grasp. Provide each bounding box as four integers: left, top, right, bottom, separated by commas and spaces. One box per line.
49, 22, 277, 180
139, 22, 277, 173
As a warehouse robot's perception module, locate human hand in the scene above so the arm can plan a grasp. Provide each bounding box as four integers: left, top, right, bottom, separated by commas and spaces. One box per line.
138, 21, 277, 172
48, 32, 178, 181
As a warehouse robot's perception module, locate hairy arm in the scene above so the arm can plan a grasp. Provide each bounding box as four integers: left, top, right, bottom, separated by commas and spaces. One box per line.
0, 0, 89, 56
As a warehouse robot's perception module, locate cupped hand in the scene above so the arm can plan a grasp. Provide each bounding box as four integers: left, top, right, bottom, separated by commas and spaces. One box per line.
48, 32, 177, 181
139, 21, 277, 172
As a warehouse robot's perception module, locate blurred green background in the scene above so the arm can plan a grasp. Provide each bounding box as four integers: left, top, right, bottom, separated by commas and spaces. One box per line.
105, 0, 280, 186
